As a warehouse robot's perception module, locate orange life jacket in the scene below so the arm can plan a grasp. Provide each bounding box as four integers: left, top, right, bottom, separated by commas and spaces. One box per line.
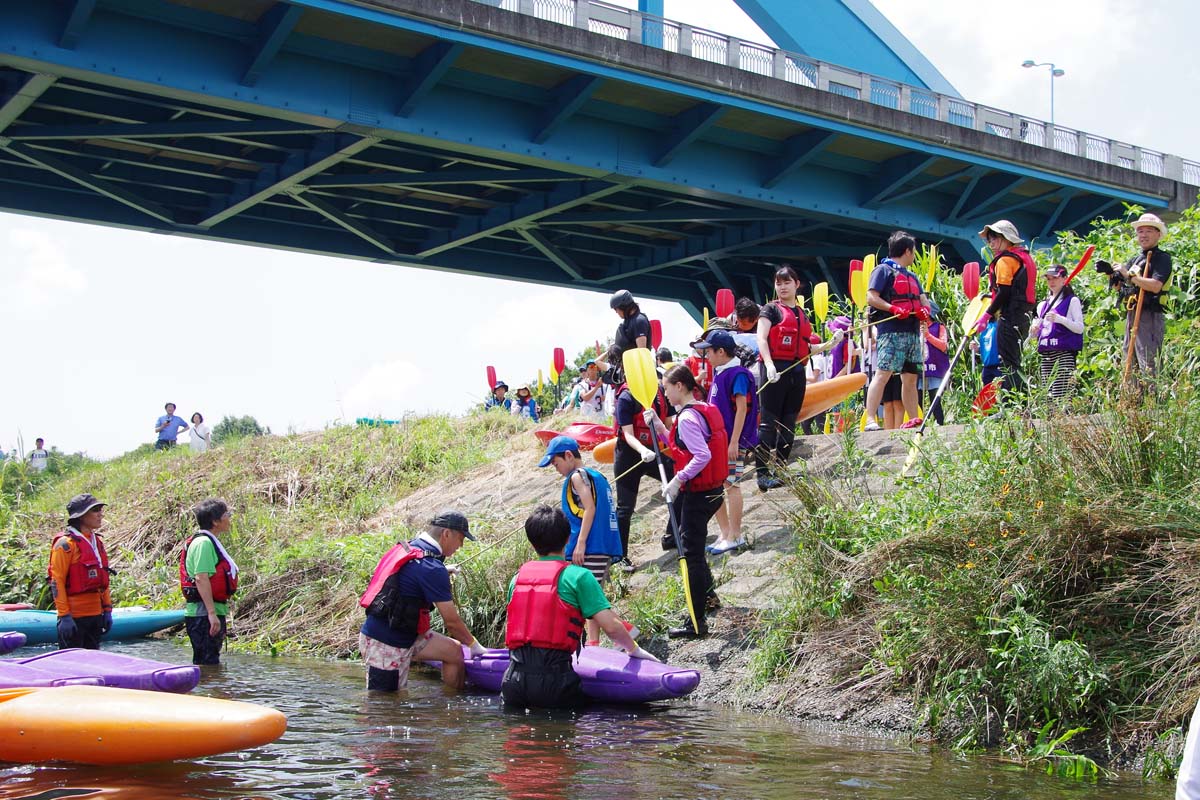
988, 247, 1037, 307
49, 530, 110, 595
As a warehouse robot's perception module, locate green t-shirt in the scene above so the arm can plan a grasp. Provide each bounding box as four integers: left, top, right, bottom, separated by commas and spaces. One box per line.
507, 556, 611, 620
184, 535, 229, 618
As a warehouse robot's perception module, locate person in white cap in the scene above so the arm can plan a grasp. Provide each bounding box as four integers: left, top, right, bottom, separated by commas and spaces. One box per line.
1106, 213, 1172, 385
976, 220, 1038, 396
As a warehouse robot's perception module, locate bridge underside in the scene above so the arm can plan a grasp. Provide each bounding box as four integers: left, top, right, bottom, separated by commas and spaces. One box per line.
0, 0, 1187, 319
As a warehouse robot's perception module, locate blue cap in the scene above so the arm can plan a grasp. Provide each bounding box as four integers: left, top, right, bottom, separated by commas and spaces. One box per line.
538, 435, 580, 467
702, 329, 736, 352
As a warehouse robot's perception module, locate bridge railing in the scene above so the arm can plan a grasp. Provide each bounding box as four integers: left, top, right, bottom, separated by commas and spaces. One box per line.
477, 0, 1200, 185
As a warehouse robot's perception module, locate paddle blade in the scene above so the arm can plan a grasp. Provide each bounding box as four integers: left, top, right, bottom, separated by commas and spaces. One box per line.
924, 245, 939, 289
864, 254, 876, 273
621, 348, 659, 410
849, 259, 863, 275
813, 282, 829, 322
553, 347, 566, 374
849, 270, 867, 309
1070, 245, 1096, 281
486, 365, 497, 390
962, 261, 980, 300
549, 363, 559, 383
650, 319, 663, 350
537, 369, 543, 393
702, 307, 710, 331
716, 288, 734, 318
972, 383, 999, 416
960, 294, 987, 335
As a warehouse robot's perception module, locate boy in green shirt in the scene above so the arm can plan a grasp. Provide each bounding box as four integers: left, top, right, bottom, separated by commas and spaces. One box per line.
181, 498, 239, 665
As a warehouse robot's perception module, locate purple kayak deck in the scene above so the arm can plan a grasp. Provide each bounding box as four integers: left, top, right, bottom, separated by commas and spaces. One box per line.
0, 631, 25, 655
8, 649, 200, 693
448, 646, 700, 704
0, 662, 104, 689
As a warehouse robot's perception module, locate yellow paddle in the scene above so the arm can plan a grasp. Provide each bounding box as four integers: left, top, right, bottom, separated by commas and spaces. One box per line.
812, 282, 829, 322
621, 348, 699, 636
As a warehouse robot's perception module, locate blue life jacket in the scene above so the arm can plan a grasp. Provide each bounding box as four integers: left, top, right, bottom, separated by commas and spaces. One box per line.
562, 468, 622, 559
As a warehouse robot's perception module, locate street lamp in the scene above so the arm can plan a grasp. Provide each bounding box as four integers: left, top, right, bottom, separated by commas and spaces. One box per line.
1022, 60, 1065, 126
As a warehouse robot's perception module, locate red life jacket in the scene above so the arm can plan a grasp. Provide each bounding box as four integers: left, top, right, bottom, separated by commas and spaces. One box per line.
360, 542, 431, 635
988, 247, 1037, 307
49, 530, 110, 595
505, 560, 584, 651
179, 532, 238, 604
765, 301, 812, 362
612, 384, 671, 451
872, 261, 922, 320
668, 403, 730, 492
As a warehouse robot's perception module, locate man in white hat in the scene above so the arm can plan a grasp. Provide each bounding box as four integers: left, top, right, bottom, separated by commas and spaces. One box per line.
977, 220, 1038, 395
1108, 213, 1172, 383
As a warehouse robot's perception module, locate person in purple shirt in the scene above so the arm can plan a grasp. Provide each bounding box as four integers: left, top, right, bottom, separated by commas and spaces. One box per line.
154, 402, 189, 450
643, 365, 729, 639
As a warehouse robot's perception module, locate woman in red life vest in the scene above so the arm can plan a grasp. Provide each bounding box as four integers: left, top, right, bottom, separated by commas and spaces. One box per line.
643, 366, 729, 639
976, 219, 1036, 395
48, 493, 114, 650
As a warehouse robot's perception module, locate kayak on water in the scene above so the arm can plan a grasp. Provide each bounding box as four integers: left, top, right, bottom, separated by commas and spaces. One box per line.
3, 649, 200, 694
0, 608, 185, 645
534, 422, 614, 451
0, 631, 25, 655
0, 603, 34, 611
0, 662, 105, 689
0, 685, 287, 765
438, 645, 701, 704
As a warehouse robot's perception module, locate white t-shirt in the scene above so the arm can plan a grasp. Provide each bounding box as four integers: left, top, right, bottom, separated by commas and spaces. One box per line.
189, 423, 211, 452
28, 449, 49, 471
806, 352, 827, 383
579, 380, 606, 416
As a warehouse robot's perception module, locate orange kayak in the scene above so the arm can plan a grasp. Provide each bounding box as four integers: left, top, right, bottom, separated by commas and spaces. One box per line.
0, 685, 286, 765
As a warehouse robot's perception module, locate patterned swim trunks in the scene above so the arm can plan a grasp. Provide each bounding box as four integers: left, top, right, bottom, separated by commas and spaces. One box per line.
358, 630, 435, 689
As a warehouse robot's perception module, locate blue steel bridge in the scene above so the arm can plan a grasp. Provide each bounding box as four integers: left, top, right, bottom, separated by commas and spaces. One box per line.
0, 0, 1196, 318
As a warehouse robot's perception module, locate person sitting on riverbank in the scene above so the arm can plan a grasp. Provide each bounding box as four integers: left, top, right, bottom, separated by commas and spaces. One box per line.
511, 384, 540, 422
485, 381, 512, 412
180, 498, 239, 666
49, 494, 114, 650
358, 510, 489, 692
538, 436, 627, 646
501, 505, 657, 709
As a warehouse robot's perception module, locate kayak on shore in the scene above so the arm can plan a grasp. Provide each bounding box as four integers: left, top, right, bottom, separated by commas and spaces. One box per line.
1, 649, 200, 694
0, 608, 185, 645
0, 632, 27, 655
534, 422, 614, 451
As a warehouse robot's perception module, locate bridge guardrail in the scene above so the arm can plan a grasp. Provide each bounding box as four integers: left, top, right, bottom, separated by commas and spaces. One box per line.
476, 0, 1200, 186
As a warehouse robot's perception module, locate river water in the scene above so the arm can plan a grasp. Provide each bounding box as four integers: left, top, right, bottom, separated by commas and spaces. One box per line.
0, 640, 1171, 799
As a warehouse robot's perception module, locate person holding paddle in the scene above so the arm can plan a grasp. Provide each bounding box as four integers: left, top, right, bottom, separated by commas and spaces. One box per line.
1105, 213, 1173, 389
611, 371, 676, 568
862, 232, 932, 432
976, 220, 1037, 397
1029, 264, 1085, 404
643, 365, 729, 638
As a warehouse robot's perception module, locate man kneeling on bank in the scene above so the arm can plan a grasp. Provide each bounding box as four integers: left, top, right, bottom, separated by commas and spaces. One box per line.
502, 505, 658, 709
358, 510, 488, 691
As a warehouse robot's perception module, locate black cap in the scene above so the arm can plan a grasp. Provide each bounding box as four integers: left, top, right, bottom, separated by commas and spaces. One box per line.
431, 509, 473, 540
66, 493, 105, 519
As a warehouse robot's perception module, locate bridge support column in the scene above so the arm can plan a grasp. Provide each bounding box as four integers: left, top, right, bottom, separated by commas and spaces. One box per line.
638, 0, 664, 48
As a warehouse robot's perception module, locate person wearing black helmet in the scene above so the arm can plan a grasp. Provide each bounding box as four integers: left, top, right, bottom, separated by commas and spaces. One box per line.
608, 289, 651, 361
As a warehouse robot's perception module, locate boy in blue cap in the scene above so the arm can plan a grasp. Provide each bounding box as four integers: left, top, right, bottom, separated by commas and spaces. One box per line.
538, 435, 631, 646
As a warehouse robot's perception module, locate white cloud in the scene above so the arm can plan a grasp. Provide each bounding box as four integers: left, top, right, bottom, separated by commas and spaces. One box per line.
4, 228, 88, 308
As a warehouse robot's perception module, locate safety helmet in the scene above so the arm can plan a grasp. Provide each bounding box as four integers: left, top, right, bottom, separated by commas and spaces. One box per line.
609, 289, 635, 310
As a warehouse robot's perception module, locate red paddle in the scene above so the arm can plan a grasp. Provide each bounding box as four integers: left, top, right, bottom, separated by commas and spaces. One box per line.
650, 319, 663, 349
486, 365, 497, 389
972, 382, 999, 416
1036, 245, 1096, 323
961, 261, 980, 300
715, 288, 734, 318
553, 348, 566, 375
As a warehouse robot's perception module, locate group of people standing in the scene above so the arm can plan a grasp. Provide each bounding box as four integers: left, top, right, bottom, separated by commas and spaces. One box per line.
155, 402, 212, 452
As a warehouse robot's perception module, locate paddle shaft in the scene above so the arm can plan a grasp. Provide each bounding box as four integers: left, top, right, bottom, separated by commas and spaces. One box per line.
899, 330, 976, 478
647, 422, 701, 635
1121, 251, 1150, 385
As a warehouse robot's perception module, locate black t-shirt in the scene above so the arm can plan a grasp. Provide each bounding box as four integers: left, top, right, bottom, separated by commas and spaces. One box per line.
614, 313, 651, 352
1120, 246, 1173, 312
760, 302, 802, 364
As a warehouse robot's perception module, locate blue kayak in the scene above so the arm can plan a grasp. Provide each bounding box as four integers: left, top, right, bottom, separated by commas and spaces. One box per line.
0, 608, 185, 645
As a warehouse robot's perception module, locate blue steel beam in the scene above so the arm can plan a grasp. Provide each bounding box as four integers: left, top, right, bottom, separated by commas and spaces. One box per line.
517, 227, 585, 281
306, 167, 577, 188
862, 153, 940, 209
543, 208, 794, 225
1058, 196, 1121, 234
762, 130, 837, 189
415, 180, 628, 258
977, 189, 1064, 224
655, 103, 726, 168
533, 74, 602, 145
242, 4, 305, 87
59, 0, 97, 50
0, 73, 56, 134
397, 41, 463, 117
7, 119, 329, 140
199, 134, 378, 228
1037, 191, 1079, 241
880, 165, 983, 206
0, 139, 174, 223
287, 188, 395, 254
947, 174, 1028, 222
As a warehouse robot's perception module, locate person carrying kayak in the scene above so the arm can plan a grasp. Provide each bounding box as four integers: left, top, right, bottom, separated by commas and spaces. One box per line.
48, 493, 114, 650
755, 265, 843, 490
485, 381, 512, 412
611, 370, 676, 568
502, 505, 657, 709
358, 510, 489, 691
862, 232, 932, 432
976, 220, 1037, 396
180, 498, 239, 666
695, 330, 757, 554
643, 365, 730, 639
511, 384, 540, 422
538, 436, 631, 646
1030, 264, 1085, 405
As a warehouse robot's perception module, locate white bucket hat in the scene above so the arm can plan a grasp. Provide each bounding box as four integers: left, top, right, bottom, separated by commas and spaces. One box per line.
977, 219, 1024, 245
1133, 213, 1167, 237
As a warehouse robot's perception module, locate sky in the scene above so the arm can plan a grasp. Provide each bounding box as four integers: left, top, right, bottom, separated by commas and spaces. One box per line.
1, 0, 1195, 459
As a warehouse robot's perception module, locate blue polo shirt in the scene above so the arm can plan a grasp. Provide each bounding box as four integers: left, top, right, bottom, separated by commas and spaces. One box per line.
156, 415, 189, 442
360, 539, 454, 648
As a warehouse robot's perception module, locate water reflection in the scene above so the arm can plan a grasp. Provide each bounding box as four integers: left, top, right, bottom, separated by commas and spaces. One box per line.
0, 640, 1167, 800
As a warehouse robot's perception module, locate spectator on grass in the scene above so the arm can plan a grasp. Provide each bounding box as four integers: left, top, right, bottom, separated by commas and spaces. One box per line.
578, 361, 606, 418
155, 402, 189, 450
485, 381, 512, 412
28, 438, 49, 472
188, 413, 212, 453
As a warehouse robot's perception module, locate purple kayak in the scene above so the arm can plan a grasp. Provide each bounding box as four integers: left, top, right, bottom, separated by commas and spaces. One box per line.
447, 646, 701, 704
7, 649, 200, 693
0, 662, 103, 688
0, 631, 25, 655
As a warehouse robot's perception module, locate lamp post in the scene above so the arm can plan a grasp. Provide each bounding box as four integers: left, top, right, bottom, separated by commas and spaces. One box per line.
1022, 60, 1065, 126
